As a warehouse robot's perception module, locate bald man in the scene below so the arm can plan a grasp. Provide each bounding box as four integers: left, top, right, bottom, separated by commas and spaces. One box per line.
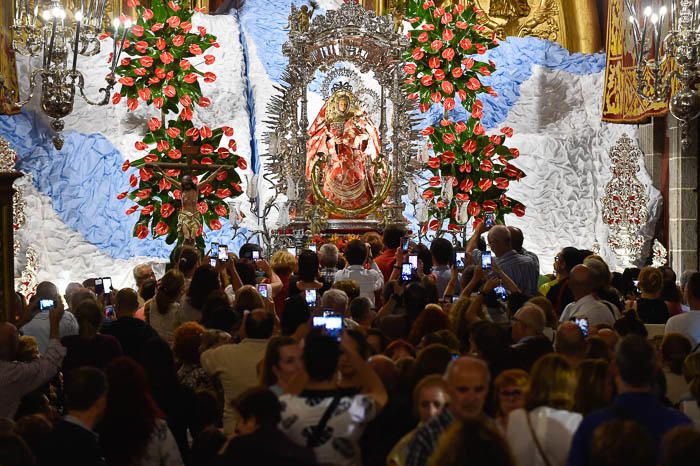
0, 303, 67, 419
511, 304, 553, 371
555, 322, 587, 366
559, 265, 619, 327
508, 226, 540, 272
405, 357, 490, 466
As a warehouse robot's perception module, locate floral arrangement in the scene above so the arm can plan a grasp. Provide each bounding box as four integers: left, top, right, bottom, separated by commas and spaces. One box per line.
113, 0, 245, 247
403, 0, 526, 232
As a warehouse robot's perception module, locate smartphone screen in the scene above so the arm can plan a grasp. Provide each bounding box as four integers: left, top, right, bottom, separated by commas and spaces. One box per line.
312, 315, 343, 341
574, 317, 589, 337
401, 237, 409, 252
105, 305, 115, 320
209, 258, 217, 268
218, 245, 228, 261
94, 278, 104, 295
633, 279, 640, 294
481, 251, 492, 270
39, 299, 55, 311
252, 250, 261, 260
211, 242, 220, 258
454, 251, 466, 270
408, 254, 418, 271
258, 284, 269, 299
485, 213, 495, 229
287, 247, 297, 256
103, 277, 112, 294
308, 243, 317, 253
494, 284, 508, 301
401, 263, 412, 282
305, 289, 317, 307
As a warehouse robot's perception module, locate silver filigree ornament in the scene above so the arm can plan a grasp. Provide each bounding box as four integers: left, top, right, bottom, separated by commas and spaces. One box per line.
601, 134, 649, 270
652, 239, 668, 267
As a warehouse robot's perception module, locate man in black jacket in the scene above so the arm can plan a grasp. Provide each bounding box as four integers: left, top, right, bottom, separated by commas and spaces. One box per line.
511, 304, 553, 371
100, 288, 158, 363
45, 367, 108, 466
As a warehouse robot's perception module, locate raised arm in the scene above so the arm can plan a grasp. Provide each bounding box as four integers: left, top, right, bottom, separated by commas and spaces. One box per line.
341, 333, 388, 411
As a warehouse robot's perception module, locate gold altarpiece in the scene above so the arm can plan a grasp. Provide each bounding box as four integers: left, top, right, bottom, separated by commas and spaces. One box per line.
362, 0, 602, 54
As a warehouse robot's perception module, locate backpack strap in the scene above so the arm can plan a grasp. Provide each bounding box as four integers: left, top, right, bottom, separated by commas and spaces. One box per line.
306, 393, 342, 449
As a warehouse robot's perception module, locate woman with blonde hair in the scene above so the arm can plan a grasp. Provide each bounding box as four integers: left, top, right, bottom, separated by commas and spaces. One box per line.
635, 266, 670, 323
494, 369, 529, 432
506, 353, 582, 466
270, 250, 297, 315
233, 285, 265, 314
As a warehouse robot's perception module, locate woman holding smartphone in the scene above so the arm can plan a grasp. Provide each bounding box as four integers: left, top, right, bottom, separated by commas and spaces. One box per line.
288, 249, 324, 299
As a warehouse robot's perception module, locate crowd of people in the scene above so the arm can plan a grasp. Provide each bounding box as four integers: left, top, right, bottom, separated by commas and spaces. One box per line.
2, 223, 700, 466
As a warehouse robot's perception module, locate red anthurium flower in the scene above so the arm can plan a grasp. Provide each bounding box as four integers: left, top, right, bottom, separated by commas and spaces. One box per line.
180, 59, 192, 71
155, 221, 169, 236
428, 56, 441, 69
197, 201, 208, 214
145, 153, 158, 163
483, 200, 497, 212
478, 179, 492, 191
200, 144, 214, 155
133, 68, 147, 76
436, 200, 446, 209
441, 47, 455, 61
204, 72, 217, 83
148, 77, 160, 85
422, 0, 434, 9
148, 117, 161, 131
421, 24, 435, 30
421, 126, 435, 136
180, 94, 192, 107
429, 176, 441, 187
209, 218, 222, 230
134, 141, 147, 151
450, 68, 463, 80
131, 24, 144, 37
166, 127, 180, 138
513, 203, 526, 217
117, 191, 128, 200
172, 35, 184, 47
478, 66, 491, 76
134, 41, 148, 53
456, 193, 469, 201
157, 139, 169, 152
433, 7, 444, 16
139, 56, 153, 67
163, 85, 176, 98
454, 121, 466, 133
173, 189, 181, 200
444, 97, 456, 110
181, 21, 192, 33
167, 149, 182, 159
139, 168, 154, 181
466, 77, 481, 90
183, 73, 198, 85
166, 16, 181, 28
112, 93, 122, 104
120, 57, 131, 66
463, 57, 475, 69
156, 37, 166, 50
495, 177, 509, 189
463, 139, 477, 153
160, 51, 174, 64
127, 98, 138, 111
440, 119, 451, 127
473, 123, 485, 135
136, 188, 151, 199
412, 47, 425, 60
456, 20, 468, 29
198, 26, 207, 36
122, 160, 131, 171
504, 164, 520, 178
468, 201, 481, 216
431, 92, 442, 103
216, 188, 232, 199
118, 76, 134, 86
151, 22, 163, 32
200, 184, 213, 196
453, 4, 465, 13
419, 102, 430, 112
186, 127, 200, 140
430, 39, 443, 51
223, 126, 234, 137
237, 158, 248, 170
421, 75, 433, 86
231, 182, 242, 192
158, 177, 171, 191
216, 170, 228, 181
189, 44, 203, 55
434, 69, 445, 81
443, 29, 454, 41
135, 224, 148, 239
475, 43, 487, 54
460, 178, 474, 192
442, 133, 456, 144
404, 63, 416, 74
489, 135, 503, 145
427, 157, 441, 168
500, 127, 514, 137
459, 162, 472, 173
441, 151, 455, 163
180, 106, 193, 121
418, 32, 429, 43
143, 8, 153, 19
198, 97, 212, 108
200, 126, 213, 139
201, 157, 214, 165
408, 93, 419, 100
126, 205, 139, 215
480, 159, 493, 172
215, 204, 228, 217
422, 189, 435, 200
441, 12, 453, 24
509, 147, 520, 157
483, 144, 495, 157
140, 204, 154, 216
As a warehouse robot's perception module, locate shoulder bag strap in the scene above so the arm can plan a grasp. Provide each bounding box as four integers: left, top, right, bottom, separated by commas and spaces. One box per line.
692, 342, 700, 353
306, 394, 343, 448
525, 411, 553, 466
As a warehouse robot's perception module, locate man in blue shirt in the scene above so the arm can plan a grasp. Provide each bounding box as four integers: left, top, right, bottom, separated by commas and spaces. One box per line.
566, 335, 691, 466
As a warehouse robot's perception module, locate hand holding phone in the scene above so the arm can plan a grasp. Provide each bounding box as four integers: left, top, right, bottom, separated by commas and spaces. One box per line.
258, 284, 271, 299
218, 245, 229, 261
481, 251, 492, 270
401, 237, 409, 252
400, 263, 412, 282
94, 278, 104, 296
574, 317, 589, 337
484, 213, 495, 230
408, 254, 418, 271
251, 250, 261, 261
454, 251, 466, 271
39, 299, 55, 311
305, 289, 317, 307
312, 315, 344, 341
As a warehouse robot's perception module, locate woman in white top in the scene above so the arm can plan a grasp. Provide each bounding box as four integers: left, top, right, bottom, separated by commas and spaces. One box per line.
506, 354, 582, 466
660, 333, 692, 405
146, 270, 186, 345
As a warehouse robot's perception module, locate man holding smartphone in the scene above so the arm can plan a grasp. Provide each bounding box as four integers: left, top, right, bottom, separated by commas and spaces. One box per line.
0, 297, 67, 419
374, 225, 406, 282
19, 282, 79, 353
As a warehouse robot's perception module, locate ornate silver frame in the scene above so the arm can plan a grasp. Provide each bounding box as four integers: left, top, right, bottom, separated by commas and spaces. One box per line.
265, 1, 419, 239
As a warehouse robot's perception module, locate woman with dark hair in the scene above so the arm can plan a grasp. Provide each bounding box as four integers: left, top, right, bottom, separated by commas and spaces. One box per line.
140, 338, 196, 463
573, 359, 612, 415
407, 304, 449, 347
61, 299, 123, 374
469, 321, 515, 378
233, 286, 265, 314
200, 290, 240, 335
146, 270, 186, 345
177, 246, 200, 287
660, 333, 692, 405
429, 418, 517, 466
181, 265, 220, 322
259, 336, 303, 396
289, 249, 323, 296
100, 357, 183, 466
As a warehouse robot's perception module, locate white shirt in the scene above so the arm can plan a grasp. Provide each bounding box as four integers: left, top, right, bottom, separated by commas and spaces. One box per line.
506, 406, 582, 466
559, 294, 618, 327
334, 265, 384, 307
279, 391, 377, 466
680, 400, 700, 427
201, 339, 269, 434
665, 310, 700, 348
21, 311, 79, 353
147, 300, 184, 345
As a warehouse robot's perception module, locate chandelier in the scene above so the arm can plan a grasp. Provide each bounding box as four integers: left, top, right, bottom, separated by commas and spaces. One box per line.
625, 0, 700, 149
2, 1, 132, 149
